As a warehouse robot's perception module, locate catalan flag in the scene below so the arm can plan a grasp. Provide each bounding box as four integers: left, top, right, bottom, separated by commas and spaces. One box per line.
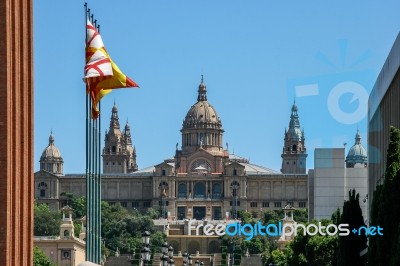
84, 20, 139, 119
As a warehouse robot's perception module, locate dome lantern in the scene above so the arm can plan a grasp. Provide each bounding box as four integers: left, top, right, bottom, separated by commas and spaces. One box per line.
180, 76, 224, 154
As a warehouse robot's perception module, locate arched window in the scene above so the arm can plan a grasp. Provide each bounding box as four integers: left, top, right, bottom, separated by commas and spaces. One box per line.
62, 250, 70, 259
178, 183, 187, 198
190, 159, 212, 173
292, 144, 297, 151
230, 181, 240, 197
112, 146, 116, 153
194, 182, 206, 199
38, 182, 48, 198
212, 182, 222, 199
64, 230, 70, 238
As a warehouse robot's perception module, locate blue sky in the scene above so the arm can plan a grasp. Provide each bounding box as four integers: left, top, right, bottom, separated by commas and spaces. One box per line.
34, 1, 400, 173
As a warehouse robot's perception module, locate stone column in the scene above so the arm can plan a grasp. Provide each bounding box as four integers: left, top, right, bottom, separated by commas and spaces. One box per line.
172, 179, 176, 198
0, 1, 34, 265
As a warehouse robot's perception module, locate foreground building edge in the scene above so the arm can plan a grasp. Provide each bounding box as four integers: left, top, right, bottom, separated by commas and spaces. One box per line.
0, 0, 34, 265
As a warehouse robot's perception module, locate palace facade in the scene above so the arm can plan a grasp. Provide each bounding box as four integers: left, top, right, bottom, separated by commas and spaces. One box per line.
35, 78, 308, 219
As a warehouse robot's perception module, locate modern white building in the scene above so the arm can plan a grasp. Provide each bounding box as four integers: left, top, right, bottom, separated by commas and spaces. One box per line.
309, 131, 368, 221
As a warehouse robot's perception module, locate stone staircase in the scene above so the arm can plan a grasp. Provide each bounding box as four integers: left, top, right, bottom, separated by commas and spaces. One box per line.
212, 253, 222, 266
152, 252, 162, 266
240, 255, 262, 266
168, 224, 184, 235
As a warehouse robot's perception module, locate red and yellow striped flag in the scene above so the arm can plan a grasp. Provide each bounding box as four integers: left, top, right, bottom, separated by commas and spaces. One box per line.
84, 20, 139, 119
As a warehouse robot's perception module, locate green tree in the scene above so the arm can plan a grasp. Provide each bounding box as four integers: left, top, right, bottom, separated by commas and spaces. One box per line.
33, 246, 56, 266
263, 210, 283, 224
369, 126, 400, 265
331, 208, 341, 226
337, 189, 367, 266
71, 196, 86, 218
278, 219, 337, 266
101, 201, 165, 254
145, 207, 159, 219
34, 203, 61, 236
271, 249, 288, 266
237, 210, 253, 224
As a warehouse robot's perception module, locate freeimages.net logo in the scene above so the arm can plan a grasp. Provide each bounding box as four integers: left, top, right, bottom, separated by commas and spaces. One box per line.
188, 220, 383, 241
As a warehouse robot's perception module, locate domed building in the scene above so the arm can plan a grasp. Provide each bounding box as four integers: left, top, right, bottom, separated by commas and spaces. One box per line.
40, 131, 63, 175
35, 77, 309, 254
346, 130, 368, 168
35, 131, 64, 208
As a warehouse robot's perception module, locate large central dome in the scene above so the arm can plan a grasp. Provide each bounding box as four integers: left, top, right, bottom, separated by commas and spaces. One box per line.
183, 77, 222, 129
181, 77, 224, 154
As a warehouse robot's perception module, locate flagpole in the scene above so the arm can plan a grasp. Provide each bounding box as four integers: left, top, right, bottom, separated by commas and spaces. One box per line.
83, 4, 138, 262
85, 3, 102, 264
84, 2, 91, 262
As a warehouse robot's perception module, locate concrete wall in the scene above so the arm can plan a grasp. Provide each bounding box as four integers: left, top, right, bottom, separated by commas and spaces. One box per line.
313, 148, 368, 221
314, 148, 345, 220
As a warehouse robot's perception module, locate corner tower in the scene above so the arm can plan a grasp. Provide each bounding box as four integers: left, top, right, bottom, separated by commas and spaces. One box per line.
281, 101, 307, 174
102, 103, 138, 173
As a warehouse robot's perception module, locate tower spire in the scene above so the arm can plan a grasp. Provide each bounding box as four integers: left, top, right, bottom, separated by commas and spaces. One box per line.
281, 101, 307, 174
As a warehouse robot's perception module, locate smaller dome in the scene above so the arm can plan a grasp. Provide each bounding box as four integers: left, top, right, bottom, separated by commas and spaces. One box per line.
346, 130, 367, 167
41, 132, 62, 160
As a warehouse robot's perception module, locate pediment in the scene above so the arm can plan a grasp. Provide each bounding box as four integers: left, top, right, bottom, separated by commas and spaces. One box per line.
34, 169, 59, 179
186, 148, 215, 162
155, 162, 174, 169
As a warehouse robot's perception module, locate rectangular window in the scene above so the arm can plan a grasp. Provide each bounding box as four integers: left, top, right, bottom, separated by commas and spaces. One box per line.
40, 189, 45, 198
159, 201, 169, 206
274, 202, 282, 208
131, 201, 139, 208
109, 202, 116, 206
299, 202, 307, 208
230, 201, 240, 206
262, 202, 269, 208
121, 202, 127, 207
143, 201, 151, 208
250, 202, 258, 208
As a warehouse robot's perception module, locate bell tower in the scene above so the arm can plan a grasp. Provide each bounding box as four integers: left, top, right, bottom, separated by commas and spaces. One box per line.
281, 100, 307, 174
102, 102, 138, 173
